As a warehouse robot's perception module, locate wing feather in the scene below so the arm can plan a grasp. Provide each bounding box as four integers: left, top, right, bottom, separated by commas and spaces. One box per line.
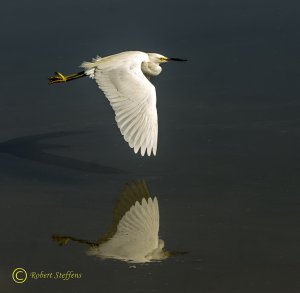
112, 196, 160, 249
94, 197, 160, 262
81, 51, 158, 156
97, 180, 150, 244
93, 180, 160, 262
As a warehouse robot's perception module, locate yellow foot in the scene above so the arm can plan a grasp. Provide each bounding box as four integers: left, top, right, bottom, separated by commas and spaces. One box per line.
48, 71, 86, 84
48, 72, 68, 84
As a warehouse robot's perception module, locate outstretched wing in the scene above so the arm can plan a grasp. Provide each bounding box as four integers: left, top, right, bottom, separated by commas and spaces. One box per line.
98, 196, 160, 261
81, 51, 158, 156
98, 180, 150, 244
117, 196, 159, 250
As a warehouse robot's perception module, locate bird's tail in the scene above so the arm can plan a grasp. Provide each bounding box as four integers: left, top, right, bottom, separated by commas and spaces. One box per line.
48, 71, 86, 84
79, 55, 102, 79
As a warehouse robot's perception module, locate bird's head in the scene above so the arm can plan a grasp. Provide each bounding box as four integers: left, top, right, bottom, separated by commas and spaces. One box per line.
158, 240, 188, 259
148, 239, 188, 261
147, 53, 187, 64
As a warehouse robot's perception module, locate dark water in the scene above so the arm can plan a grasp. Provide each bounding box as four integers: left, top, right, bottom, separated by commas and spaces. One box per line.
1, 0, 299, 292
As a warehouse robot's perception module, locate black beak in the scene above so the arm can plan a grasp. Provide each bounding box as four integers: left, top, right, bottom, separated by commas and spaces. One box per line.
168, 57, 187, 62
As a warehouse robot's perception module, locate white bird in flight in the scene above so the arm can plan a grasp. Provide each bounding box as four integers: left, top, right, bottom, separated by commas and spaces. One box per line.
53, 180, 186, 263
48, 51, 186, 156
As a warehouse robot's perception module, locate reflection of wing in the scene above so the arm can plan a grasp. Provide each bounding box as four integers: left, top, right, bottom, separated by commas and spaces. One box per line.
98, 180, 150, 243
97, 196, 159, 261
81, 51, 158, 156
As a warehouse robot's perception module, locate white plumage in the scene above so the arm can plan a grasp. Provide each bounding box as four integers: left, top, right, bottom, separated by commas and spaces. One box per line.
53, 180, 170, 263
81, 51, 159, 156
49, 51, 186, 156
88, 180, 166, 262
88, 196, 164, 263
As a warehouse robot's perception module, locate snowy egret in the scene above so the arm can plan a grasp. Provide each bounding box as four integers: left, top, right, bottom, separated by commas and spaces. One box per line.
48, 51, 186, 156
53, 180, 186, 263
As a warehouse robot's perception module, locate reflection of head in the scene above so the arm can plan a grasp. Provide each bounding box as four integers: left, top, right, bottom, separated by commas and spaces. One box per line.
146, 239, 168, 261
158, 239, 165, 250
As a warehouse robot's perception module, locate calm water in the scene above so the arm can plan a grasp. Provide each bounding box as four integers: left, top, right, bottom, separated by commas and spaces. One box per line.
1, 0, 299, 292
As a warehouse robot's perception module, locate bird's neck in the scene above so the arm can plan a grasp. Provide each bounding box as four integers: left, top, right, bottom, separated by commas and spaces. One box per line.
141, 62, 162, 78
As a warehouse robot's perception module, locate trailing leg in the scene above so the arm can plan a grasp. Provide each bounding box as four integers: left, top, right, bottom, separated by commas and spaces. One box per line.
48, 71, 86, 84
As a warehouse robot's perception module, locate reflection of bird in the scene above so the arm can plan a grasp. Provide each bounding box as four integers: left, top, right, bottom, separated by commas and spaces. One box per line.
53, 180, 186, 263
49, 51, 187, 156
